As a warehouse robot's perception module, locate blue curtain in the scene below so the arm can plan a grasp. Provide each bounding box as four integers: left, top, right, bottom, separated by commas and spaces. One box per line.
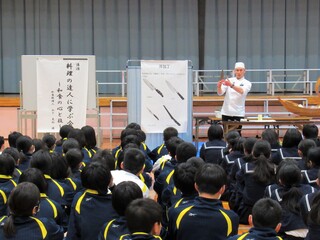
0, 0, 319, 93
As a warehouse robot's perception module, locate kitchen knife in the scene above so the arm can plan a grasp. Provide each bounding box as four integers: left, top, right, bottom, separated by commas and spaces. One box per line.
147, 107, 159, 120
163, 105, 181, 126
165, 80, 184, 100
143, 79, 164, 97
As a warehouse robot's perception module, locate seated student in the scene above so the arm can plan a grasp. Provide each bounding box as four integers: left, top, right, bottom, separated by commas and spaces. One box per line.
81, 125, 99, 157
62, 138, 80, 154
54, 124, 74, 155
42, 134, 56, 153
92, 149, 116, 171
149, 127, 178, 162
50, 153, 82, 206
98, 181, 143, 240
222, 130, 240, 157
33, 138, 45, 152
235, 140, 277, 224
125, 198, 162, 240
229, 137, 257, 210
154, 141, 196, 203
162, 159, 203, 229
301, 147, 320, 189
111, 148, 150, 198
302, 123, 320, 147
68, 128, 92, 164
112, 128, 138, 159
19, 168, 68, 231
30, 150, 71, 207
167, 164, 239, 240
272, 128, 302, 165
261, 129, 281, 161
0, 182, 64, 240
16, 135, 34, 171
66, 162, 118, 240
117, 143, 152, 186
2, 147, 22, 179
0, 153, 17, 216
265, 161, 315, 239
228, 198, 282, 240
8, 131, 23, 149
136, 129, 153, 161
200, 124, 227, 164
65, 148, 84, 179
163, 157, 204, 211
297, 139, 316, 170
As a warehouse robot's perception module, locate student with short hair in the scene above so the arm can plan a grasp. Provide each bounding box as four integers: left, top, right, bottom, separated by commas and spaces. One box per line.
227, 198, 282, 240
149, 127, 178, 162
125, 198, 162, 240
200, 124, 226, 164
167, 163, 239, 240
92, 149, 116, 171
111, 148, 149, 198
55, 124, 74, 155
65, 148, 84, 179
62, 138, 80, 154
0, 182, 64, 239
42, 134, 56, 152
19, 168, 68, 231
302, 123, 320, 147
8, 131, 23, 148
98, 181, 143, 240
66, 162, 118, 240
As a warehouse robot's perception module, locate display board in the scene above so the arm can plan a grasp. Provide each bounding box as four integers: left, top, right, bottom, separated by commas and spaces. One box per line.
21, 55, 96, 110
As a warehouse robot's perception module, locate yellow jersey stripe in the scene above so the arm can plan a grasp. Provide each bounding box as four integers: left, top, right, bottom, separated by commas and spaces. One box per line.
30, 217, 47, 239
166, 170, 175, 184
44, 175, 64, 197
174, 198, 184, 208
46, 198, 58, 218
0, 190, 7, 204
157, 144, 165, 155
84, 147, 93, 158
176, 206, 193, 229
66, 178, 77, 190
103, 219, 116, 239
219, 209, 232, 236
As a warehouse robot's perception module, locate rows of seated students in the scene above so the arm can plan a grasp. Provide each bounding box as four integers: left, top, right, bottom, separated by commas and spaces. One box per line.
1, 122, 320, 239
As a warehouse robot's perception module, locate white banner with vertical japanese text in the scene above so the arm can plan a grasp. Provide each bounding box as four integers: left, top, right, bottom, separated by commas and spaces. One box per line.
36, 58, 88, 132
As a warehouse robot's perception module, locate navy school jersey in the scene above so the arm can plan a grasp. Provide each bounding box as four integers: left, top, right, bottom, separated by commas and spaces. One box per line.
125, 232, 162, 240
149, 143, 169, 161
0, 215, 64, 240
98, 216, 128, 240
66, 189, 118, 240
37, 193, 68, 231
272, 147, 301, 165
227, 227, 283, 240
199, 140, 227, 164
44, 175, 75, 207
0, 175, 17, 216
167, 197, 239, 240
301, 167, 320, 189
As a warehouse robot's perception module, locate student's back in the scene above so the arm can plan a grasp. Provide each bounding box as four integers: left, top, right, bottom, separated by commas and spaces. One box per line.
0, 182, 64, 240
66, 162, 118, 240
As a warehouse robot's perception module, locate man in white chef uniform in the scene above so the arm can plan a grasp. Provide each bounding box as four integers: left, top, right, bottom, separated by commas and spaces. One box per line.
217, 62, 252, 134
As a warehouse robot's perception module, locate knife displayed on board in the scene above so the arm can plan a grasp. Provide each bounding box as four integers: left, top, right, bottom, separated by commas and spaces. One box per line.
165, 80, 184, 100
147, 107, 159, 120
143, 79, 164, 97
163, 105, 181, 126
